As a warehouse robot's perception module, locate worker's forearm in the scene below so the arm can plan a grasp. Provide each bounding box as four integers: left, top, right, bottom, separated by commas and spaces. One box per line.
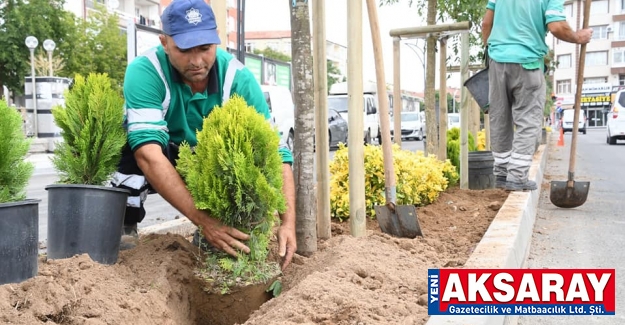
549, 21, 580, 43
134, 145, 202, 224
280, 163, 296, 228
481, 10, 494, 45
482, 24, 492, 45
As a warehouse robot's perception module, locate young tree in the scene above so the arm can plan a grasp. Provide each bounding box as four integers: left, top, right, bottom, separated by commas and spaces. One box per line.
0, 0, 77, 96
64, 6, 127, 91
327, 61, 343, 91
381, 0, 488, 59
254, 47, 344, 93
253, 47, 292, 62
289, 0, 317, 256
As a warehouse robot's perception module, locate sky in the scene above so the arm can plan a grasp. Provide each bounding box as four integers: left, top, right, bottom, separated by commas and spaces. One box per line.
245, 0, 462, 92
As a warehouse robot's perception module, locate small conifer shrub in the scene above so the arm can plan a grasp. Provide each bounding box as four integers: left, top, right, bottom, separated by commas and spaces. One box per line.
176, 95, 286, 292
0, 100, 34, 203
51, 73, 126, 185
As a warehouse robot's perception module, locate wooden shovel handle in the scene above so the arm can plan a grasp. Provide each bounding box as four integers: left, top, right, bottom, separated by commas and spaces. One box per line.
567, 0, 591, 183
366, 0, 397, 203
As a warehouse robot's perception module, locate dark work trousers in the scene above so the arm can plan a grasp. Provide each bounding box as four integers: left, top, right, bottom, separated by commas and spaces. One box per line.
110, 143, 180, 226
488, 59, 545, 183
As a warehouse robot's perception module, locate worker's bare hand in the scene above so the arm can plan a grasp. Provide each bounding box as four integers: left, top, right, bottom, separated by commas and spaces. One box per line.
196, 213, 250, 257
576, 28, 593, 44
277, 223, 297, 271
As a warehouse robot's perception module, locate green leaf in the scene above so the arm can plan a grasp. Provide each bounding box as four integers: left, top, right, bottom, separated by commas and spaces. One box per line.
266, 279, 283, 297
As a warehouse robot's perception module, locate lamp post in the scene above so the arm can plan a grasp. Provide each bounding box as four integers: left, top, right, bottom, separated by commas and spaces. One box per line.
25, 35, 38, 137
403, 39, 426, 93
43, 39, 56, 77
452, 88, 459, 113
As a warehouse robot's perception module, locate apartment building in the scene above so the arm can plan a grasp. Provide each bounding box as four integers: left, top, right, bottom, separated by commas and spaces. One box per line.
552, 0, 625, 128
64, 0, 162, 30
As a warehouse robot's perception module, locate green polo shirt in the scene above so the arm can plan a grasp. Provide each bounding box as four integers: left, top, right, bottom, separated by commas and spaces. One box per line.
486, 0, 566, 69
123, 45, 292, 164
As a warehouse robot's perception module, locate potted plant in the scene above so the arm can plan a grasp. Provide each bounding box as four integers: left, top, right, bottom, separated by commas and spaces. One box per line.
176, 95, 285, 323
45, 73, 129, 265
0, 99, 38, 285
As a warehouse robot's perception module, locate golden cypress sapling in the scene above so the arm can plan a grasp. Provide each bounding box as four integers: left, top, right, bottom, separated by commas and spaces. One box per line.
0, 100, 34, 203
176, 95, 286, 291
51, 73, 126, 185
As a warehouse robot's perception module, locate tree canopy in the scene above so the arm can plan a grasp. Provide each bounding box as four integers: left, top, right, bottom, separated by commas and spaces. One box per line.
254, 46, 344, 91
0, 0, 127, 96
380, 0, 488, 63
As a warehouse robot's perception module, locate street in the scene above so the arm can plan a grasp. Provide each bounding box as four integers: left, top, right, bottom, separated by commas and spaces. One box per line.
518, 128, 625, 324
26, 139, 425, 247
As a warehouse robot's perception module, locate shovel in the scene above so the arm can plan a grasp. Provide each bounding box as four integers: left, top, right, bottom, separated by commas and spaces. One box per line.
550, 0, 591, 209
366, 0, 422, 238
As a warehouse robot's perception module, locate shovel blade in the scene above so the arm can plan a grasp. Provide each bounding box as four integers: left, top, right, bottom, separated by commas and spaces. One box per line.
374, 204, 423, 238
549, 181, 590, 208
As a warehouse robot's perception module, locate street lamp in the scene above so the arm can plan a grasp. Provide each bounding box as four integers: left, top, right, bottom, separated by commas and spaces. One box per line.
25, 35, 38, 137
403, 39, 426, 93
452, 88, 459, 113
43, 39, 56, 77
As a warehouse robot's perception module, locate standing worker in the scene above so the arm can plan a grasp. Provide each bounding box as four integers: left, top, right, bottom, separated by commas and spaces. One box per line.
111, 0, 297, 270
481, 0, 592, 191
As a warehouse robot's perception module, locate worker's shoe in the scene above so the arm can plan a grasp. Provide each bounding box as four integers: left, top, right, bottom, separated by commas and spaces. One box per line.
495, 176, 507, 189
505, 179, 537, 192
119, 223, 139, 251
192, 229, 219, 253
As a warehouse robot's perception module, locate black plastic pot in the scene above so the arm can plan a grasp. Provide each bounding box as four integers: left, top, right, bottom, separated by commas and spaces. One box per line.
0, 199, 40, 285
468, 151, 496, 190
45, 184, 129, 265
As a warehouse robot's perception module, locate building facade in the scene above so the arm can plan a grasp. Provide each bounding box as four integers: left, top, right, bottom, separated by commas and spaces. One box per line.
552, 0, 625, 127
64, 0, 162, 30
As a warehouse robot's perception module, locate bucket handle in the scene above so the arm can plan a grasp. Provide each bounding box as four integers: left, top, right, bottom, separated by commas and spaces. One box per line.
483, 46, 490, 69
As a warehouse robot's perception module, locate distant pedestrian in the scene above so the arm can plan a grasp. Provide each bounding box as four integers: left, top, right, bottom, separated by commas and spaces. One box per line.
481, 0, 592, 191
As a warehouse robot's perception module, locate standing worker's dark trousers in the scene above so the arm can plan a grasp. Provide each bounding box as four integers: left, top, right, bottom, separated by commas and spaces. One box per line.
110, 143, 180, 227
488, 60, 544, 190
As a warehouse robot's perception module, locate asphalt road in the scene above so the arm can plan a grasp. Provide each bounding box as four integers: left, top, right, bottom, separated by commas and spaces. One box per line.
27, 139, 425, 247
518, 128, 625, 324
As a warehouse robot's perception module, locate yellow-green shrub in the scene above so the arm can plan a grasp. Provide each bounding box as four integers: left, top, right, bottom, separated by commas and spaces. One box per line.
477, 129, 486, 151
329, 144, 458, 221
446, 127, 478, 173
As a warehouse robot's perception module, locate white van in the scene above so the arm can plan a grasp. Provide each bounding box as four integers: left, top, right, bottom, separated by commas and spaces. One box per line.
261, 85, 295, 151
328, 81, 381, 145
390, 111, 424, 141
607, 90, 625, 145
561, 109, 586, 134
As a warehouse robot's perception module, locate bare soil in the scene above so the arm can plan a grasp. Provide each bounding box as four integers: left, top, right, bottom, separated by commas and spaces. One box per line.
0, 187, 508, 325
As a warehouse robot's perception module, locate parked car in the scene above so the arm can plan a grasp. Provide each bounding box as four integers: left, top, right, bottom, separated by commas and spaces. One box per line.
312, 109, 349, 150
561, 109, 586, 134
448, 113, 460, 129
607, 90, 625, 145
328, 109, 349, 147
390, 111, 424, 141
262, 85, 295, 151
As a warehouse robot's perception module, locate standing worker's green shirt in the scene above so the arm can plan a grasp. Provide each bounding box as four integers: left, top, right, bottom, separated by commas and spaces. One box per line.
486, 0, 567, 69
123, 45, 293, 164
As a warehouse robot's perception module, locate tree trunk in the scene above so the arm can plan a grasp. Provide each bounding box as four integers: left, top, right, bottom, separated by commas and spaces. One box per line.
289, 0, 317, 256
425, 0, 438, 156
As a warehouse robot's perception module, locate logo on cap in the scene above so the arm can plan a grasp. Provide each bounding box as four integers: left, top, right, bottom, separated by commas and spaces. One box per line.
185, 8, 202, 25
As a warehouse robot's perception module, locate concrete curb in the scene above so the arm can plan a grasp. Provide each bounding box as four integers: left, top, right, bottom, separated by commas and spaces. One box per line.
139, 218, 197, 237
425, 140, 550, 325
